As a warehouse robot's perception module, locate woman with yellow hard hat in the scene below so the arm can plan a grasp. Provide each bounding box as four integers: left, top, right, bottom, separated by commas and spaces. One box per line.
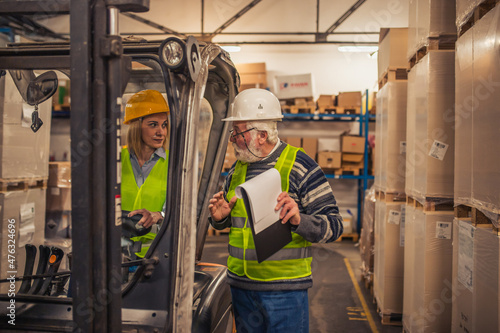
121, 89, 169, 258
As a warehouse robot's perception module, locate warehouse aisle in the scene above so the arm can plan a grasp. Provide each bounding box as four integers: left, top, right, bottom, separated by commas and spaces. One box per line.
201, 235, 402, 333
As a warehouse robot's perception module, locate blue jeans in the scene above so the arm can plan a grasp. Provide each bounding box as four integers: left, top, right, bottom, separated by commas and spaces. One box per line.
230, 287, 309, 333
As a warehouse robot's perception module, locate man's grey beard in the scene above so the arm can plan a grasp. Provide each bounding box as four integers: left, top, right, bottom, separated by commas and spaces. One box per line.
233, 139, 261, 163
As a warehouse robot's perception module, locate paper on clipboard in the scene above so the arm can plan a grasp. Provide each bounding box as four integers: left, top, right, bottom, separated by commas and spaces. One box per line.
235, 168, 282, 234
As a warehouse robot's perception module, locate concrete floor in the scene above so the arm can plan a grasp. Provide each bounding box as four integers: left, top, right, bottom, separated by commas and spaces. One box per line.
201, 234, 402, 333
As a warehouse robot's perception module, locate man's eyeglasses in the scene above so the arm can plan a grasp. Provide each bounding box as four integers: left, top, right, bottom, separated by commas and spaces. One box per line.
229, 127, 256, 140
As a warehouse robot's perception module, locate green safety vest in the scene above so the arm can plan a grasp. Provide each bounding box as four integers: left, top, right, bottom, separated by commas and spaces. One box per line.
121, 148, 168, 257
226, 145, 312, 281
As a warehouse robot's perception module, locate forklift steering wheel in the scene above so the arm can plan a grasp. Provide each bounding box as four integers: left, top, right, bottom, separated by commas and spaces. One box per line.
121, 211, 152, 237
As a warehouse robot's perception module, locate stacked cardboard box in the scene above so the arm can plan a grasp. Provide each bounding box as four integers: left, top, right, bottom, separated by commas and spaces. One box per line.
407, 0, 456, 62
341, 135, 365, 173
452, 219, 500, 332
283, 137, 318, 162
235, 62, 267, 91
405, 50, 455, 202
0, 188, 47, 293
373, 198, 405, 321
360, 187, 376, 288
0, 73, 52, 179
374, 81, 407, 194
337, 91, 361, 114
403, 205, 454, 332
46, 162, 71, 241
454, 4, 500, 217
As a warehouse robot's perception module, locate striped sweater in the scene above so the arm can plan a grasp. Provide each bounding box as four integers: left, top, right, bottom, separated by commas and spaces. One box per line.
210, 141, 344, 291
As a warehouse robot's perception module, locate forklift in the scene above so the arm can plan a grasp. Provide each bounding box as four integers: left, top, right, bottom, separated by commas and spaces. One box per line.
0, 0, 238, 332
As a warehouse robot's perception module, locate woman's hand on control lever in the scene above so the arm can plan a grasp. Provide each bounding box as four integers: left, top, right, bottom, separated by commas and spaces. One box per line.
129, 209, 163, 229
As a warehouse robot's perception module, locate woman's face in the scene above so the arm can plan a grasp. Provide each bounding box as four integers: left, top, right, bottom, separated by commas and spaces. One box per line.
141, 113, 168, 151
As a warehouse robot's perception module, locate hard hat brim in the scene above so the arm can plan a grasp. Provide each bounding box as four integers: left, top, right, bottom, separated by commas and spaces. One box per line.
221, 115, 283, 122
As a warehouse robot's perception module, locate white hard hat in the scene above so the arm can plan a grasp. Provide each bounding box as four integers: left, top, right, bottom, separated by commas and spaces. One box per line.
222, 88, 284, 122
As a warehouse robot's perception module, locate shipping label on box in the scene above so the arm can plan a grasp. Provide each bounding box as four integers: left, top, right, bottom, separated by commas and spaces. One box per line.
275, 73, 314, 99
318, 151, 342, 169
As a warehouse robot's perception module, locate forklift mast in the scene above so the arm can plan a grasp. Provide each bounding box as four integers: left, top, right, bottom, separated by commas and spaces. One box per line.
0, 1, 239, 332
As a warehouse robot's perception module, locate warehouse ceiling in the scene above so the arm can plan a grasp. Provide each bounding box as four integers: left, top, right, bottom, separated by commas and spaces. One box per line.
0, 0, 409, 45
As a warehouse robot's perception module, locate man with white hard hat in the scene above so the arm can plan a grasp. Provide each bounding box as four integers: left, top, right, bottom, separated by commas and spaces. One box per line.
208, 88, 343, 333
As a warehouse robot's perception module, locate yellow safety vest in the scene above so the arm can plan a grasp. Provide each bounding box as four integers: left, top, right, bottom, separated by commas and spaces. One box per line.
121, 148, 168, 257
226, 145, 312, 281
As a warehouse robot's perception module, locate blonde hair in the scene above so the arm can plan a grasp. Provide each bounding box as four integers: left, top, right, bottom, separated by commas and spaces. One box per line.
126, 117, 169, 155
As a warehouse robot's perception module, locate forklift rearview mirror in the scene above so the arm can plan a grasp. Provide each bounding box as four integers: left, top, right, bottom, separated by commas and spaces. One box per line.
26, 71, 58, 106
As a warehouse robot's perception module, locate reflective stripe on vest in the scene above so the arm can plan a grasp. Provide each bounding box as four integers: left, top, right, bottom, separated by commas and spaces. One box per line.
121, 148, 168, 258
226, 144, 312, 281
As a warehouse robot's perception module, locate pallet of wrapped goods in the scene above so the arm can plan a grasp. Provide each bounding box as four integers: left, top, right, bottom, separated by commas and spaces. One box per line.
0, 73, 52, 179
405, 50, 455, 203
0, 188, 47, 293
373, 195, 405, 325
374, 81, 407, 194
360, 187, 376, 291
456, 0, 500, 36
469, 4, 500, 222
407, 0, 457, 65
403, 205, 454, 332
451, 218, 500, 333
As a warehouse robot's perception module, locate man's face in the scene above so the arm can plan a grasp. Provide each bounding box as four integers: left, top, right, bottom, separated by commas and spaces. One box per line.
230, 121, 261, 163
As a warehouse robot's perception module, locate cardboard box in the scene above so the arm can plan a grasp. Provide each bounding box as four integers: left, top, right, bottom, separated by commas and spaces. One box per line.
48, 162, 72, 188
0, 74, 52, 179
318, 138, 340, 152
46, 187, 71, 211
274, 73, 314, 99
285, 137, 301, 148
316, 95, 334, 107
337, 91, 361, 108
301, 137, 318, 161
236, 62, 267, 88
454, 30, 473, 207
470, 6, 500, 214
375, 81, 407, 193
239, 73, 267, 86
317, 151, 341, 169
403, 206, 453, 332
405, 50, 455, 201
235, 62, 266, 74
342, 153, 364, 168
341, 135, 365, 154
378, 28, 409, 79
0, 188, 47, 293
374, 201, 405, 315
407, 0, 456, 60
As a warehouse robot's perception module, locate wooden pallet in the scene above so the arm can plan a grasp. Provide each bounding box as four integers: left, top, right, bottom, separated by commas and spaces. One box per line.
406, 195, 454, 212
207, 227, 230, 236
458, 0, 500, 36
0, 177, 48, 192
333, 168, 360, 176
374, 299, 403, 326
336, 232, 359, 242
454, 204, 500, 234
380, 311, 403, 326
375, 190, 406, 203
408, 34, 457, 70
378, 67, 408, 90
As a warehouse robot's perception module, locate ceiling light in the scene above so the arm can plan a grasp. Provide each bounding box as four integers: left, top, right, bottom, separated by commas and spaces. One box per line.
221, 45, 241, 53
338, 45, 379, 53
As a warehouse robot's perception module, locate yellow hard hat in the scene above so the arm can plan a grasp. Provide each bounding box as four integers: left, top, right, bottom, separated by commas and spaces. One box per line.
124, 90, 170, 124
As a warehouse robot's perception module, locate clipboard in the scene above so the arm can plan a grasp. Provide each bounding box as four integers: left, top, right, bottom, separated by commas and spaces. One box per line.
235, 168, 292, 263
